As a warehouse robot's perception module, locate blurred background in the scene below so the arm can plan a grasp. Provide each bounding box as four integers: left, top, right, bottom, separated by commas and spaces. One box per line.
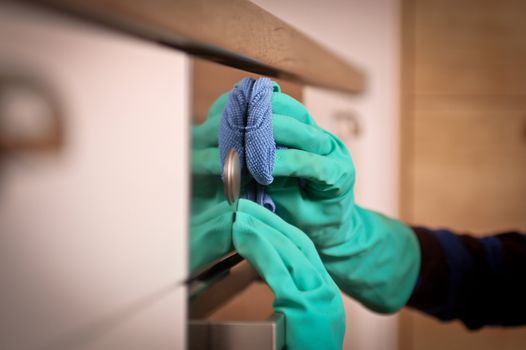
1, 0, 525, 349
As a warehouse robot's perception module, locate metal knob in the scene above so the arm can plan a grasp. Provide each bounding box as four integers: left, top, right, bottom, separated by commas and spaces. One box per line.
223, 148, 240, 206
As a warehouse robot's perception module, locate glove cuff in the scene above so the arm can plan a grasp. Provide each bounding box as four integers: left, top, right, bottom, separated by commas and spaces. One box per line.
319, 206, 421, 313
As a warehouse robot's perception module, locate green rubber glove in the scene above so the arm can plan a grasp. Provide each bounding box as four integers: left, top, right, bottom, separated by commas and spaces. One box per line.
269, 91, 421, 313
192, 85, 421, 313
233, 199, 345, 350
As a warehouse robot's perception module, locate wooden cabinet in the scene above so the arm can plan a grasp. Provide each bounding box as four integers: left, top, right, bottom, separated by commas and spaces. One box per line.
400, 0, 526, 349
0, 3, 189, 349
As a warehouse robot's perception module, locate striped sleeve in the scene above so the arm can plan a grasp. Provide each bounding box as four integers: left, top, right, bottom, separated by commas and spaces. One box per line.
407, 227, 526, 329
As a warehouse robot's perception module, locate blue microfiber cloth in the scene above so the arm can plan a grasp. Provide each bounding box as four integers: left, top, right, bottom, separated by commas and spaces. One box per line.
219, 77, 276, 211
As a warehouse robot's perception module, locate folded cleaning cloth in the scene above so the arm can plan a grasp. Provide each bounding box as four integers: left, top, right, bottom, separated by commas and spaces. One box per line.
219, 77, 277, 211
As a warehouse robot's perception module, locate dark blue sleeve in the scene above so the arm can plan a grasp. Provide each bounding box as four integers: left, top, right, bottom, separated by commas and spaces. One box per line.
407, 227, 526, 329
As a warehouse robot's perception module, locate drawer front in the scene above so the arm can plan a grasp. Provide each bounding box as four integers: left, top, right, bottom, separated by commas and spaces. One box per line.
0, 3, 188, 349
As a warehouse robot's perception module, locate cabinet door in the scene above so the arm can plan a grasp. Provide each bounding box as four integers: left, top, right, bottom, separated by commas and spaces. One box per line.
400, 0, 526, 349
0, 3, 189, 349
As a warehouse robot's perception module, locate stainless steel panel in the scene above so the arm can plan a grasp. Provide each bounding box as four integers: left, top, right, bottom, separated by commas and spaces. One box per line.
189, 313, 285, 350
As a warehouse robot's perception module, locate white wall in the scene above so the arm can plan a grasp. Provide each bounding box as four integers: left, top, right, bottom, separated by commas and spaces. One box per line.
252, 1, 402, 349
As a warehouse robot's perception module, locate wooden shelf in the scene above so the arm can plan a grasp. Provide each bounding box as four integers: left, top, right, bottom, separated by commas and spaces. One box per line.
31, 0, 365, 94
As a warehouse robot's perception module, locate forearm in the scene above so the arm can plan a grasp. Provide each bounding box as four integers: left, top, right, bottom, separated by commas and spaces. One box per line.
407, 226, 526, 329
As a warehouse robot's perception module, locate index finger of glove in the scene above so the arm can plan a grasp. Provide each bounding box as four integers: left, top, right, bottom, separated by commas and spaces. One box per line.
235, 199, 334, 287
233, 203, 345, 350
273, 149, 354, 192
233, 209, 325, 294
273, 114, 334, 155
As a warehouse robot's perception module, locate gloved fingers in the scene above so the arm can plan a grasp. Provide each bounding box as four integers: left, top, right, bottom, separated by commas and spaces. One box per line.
236, 199, 328, 273
273, 149, 354, 193
191, 148, 222, 175
267, 191, 355, 246
233, 202, 327, 293
234, 200, 345, 350
190, 202, 234, 273
271, 93, 317, 126
273, 114, 335, 155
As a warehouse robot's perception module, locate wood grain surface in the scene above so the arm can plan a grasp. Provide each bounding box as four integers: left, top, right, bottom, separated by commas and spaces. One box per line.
32, 0, 365, 94
400, 0, 526, 349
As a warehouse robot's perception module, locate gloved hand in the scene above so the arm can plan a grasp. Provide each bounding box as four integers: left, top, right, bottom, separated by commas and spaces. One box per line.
192, 110, 345, 349
268, 92, 421, 313
192, 85, 421, 313
233, 199, 345, 350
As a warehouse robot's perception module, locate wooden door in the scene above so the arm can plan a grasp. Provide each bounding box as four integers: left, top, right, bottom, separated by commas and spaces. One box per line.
400, 0, 526, 349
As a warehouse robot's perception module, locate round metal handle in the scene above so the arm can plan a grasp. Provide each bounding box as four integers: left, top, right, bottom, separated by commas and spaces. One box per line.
223, 148, 240, 206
